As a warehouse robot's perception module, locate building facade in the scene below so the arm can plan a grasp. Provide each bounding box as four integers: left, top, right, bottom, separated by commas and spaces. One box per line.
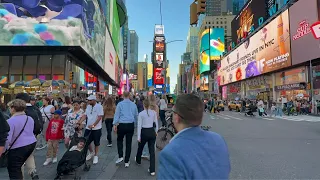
206, 0, 233, 16
232, 0, 247, 15
129, 30, 139, 74
186, 27, 199, 63
137, 62, 148, 90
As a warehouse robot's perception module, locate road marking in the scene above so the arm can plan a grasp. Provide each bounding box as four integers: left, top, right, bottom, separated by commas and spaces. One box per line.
210, 115, 215, 119
216, 115, 230, 119
223, 114, 243, 120
262, 117, 275, 121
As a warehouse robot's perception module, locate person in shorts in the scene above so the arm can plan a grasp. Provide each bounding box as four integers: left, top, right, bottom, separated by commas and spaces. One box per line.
78, 95, 104, 164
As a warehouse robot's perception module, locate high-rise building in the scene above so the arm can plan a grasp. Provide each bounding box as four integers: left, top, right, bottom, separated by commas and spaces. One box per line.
137, 62, 148, 90
129, 30, 138, 74
205, 0, 233, 16
186, 27, 199, 63
233, 0, 247, 15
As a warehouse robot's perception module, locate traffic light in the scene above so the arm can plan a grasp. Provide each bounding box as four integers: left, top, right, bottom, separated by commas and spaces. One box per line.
197, 0, 206, 14
190, 2, 198, 25
69, 71, 74, 81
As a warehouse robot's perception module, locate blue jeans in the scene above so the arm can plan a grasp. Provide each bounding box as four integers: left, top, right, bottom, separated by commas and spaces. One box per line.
276, 107, 283, 117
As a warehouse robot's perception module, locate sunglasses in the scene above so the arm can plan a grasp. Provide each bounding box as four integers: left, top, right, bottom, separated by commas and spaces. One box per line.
172, 108, 184, 119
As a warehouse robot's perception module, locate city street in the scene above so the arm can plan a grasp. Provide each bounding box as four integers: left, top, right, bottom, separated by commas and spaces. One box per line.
1, 112, 320, 179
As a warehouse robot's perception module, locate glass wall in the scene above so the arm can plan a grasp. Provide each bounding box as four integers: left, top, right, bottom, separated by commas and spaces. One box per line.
24, 56, 37, 81
0, 56, 9, 85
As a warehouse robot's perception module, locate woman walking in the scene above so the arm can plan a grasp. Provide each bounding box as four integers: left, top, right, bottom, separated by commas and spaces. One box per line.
103, 97, 116, 147
6, 99, 37, 179
135, 99, 158, 176
63, 101, 85, 148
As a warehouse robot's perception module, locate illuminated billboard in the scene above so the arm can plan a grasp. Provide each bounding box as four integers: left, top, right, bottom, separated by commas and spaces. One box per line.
200, 74, 209, 91
153, 68, 164, 85
155, 37, 165, 52
199, 28, 225, 74
219, 10, 291, 85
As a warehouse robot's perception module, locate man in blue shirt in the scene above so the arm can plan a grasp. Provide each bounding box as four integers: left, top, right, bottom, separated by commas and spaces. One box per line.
158, 94, 230, 179
113, 91, 138, 168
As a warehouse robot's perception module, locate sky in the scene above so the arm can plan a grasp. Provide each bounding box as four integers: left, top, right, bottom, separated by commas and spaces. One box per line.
126, 0, 193, 93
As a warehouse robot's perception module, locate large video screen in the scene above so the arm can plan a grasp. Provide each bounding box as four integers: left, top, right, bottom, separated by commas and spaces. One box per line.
219, 10, 291, 86
231, 0, 267, 45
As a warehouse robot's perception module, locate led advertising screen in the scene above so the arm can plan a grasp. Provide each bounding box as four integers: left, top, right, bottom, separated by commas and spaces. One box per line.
155, 25, 165, 35
231, 0, 267, 45
266, 0, 290, 18
289, 0, 320, 65
153, 68, 164, 85
199, 28, 225, 74
0, 0, 109, 70
105, 28, 116, 81
155, 37, 165, 52
200, 74, 209, 91
154, 53, 164, 68
219, 10, 291, 86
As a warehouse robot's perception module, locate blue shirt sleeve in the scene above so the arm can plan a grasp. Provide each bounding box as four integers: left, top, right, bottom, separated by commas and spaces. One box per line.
113, 103, 121, 125
133, 104, 138, 124
158, 149, 185, 180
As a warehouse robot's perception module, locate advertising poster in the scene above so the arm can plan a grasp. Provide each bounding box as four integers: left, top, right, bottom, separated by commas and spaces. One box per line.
219, 10, 291, 86
155, 37, 165, 52
199, 28, 225, 74
266, 0, 290, 18
111, 0, 120, 54
200, 74, 209, 91
155, 25, 165, 35
231, 0, 267, 45
156, 53, 164, 61
147, 64, 153, 87
104, 28, 116, 81
0, 0, 107, 69
289, 0, 320, 65
153, 68, 164, 85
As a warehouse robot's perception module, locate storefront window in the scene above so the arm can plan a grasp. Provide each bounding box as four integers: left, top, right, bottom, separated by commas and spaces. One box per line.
53, 75, 64, 80
24, 56, 37, 74
11, 56, 23, 74
24, 75, 36, 81
275, 67, 308, 101
52, 55, 65, 74
10, 75, 22, 83
39, 74, 51, 80
38, 55, 52, 75
312, 65, 320, 114
0, 56, 9, 84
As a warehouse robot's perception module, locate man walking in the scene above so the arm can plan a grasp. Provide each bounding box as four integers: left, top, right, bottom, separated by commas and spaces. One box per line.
79, 95, 104, 164
158, 94, 230, 179
113, 91, 138, 168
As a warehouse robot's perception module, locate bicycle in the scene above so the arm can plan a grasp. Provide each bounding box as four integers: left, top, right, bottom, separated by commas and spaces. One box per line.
156, 111, 212, 150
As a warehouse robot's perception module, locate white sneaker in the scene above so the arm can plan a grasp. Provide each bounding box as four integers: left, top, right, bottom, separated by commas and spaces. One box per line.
43, 158, 52, 166
52, 157, 58, 163
125, 162, 130, 168
150, 172, 156, 176
115, 157, 123, 164
86, 152, 94, 161
107, 144, 112, 147
93, 156, 98, 164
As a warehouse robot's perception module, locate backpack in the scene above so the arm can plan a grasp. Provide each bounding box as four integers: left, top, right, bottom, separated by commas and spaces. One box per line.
26, 106, 44, 135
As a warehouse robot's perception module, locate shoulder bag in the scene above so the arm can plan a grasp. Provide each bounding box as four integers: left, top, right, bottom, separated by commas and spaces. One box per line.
0, 116, 29, 168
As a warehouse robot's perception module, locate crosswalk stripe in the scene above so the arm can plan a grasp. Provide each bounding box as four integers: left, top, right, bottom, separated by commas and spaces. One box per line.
216, 115, 230, 119
223, 114, 243, 120
262, 117, 275, 121
210, 115, 215, 119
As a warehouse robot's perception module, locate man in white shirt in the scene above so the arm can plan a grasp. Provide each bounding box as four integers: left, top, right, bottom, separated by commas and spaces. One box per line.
78, 95, 104, 164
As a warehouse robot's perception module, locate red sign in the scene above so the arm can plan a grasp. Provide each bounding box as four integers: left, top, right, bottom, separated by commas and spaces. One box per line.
293, 20, 312, 40
311, 21, 320, 39
109, 53, 113, 65
85, 71, 97, 83
153, 68, 164, 84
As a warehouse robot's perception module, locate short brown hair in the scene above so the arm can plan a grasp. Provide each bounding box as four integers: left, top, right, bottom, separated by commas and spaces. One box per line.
7, 99, 26, 112
123, 91, 130, 98
174, 94, 204, 126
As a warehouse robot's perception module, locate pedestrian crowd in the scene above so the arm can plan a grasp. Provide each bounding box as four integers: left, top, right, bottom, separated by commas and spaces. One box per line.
0, 91, 231, 180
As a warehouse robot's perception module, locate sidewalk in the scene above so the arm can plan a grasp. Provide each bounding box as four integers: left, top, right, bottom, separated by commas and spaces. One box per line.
0, 127, 159, 180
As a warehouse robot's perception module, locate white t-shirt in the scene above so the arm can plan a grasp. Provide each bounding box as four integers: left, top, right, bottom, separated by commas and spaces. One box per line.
85, 103, 104, 130
40, 105, 54, 122
159, 99, 167, 110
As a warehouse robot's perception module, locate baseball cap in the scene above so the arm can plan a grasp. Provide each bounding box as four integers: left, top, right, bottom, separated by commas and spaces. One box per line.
54, 110, 62, 115
87, 95, 97, 101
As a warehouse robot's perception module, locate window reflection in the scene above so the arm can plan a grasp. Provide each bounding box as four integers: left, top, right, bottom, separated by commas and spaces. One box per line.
11, 56, 23, 74
10, 75, 22, 83
38, 55, 52, 75
0, 56, 9, 84
52, 55, 65, 74
24, 56, 37, 74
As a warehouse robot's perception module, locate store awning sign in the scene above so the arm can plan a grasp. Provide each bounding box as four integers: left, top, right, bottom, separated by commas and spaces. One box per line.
275, 83, 306, 91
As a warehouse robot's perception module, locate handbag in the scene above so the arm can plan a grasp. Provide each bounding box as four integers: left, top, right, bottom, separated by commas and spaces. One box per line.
0, 116, 29, 168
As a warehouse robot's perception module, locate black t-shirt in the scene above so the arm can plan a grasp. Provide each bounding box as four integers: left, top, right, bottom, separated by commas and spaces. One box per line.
25, 105, 43, 135
0, 112, 10, 146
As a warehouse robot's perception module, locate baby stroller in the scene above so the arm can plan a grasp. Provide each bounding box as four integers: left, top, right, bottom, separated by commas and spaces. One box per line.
245, 104, 256, 117
54, 128, 91, 180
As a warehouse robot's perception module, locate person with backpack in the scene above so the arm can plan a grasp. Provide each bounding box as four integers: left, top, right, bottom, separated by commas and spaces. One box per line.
0, 111, 10, 157
16, 93, 43, 179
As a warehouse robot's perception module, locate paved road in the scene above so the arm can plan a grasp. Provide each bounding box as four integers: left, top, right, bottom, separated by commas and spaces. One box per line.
1, 111, 319, 179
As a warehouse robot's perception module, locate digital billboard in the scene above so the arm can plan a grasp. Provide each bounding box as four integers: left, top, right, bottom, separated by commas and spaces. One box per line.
153, 68, 164, 85
0, 0, 107, 69
199, 28, 225, 74
289, 0, 320, 65
110, 0, 120, 54
155, 25, 165, 35
148, 64, 153, 87
155, 37, 165, 52
219, 10, 291, 86
154, 53, 164, 68
200, 74, 209, 91
105, 28, 116, 81
266, 0, 290, 18
231, 0, 267, 45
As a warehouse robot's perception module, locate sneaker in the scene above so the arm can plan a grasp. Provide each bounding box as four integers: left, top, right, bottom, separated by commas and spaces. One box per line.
36, 144, 47, 150
135, 157, 141, 165
107, 144, 112, 147
86, 152, 94, 161
115, 157, 123, 164
52, 157, 58, 163
148, 169, 156, 176
125, 162, 130, 168
43, 158, 52, 166
30, 171, 39, 180
93, 156, 98, 164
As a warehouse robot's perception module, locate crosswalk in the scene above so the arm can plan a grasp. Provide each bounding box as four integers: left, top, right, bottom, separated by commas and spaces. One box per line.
208, 112, 320, 122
